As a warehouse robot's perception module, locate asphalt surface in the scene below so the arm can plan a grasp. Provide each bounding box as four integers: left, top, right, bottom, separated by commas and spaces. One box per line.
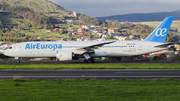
1, 69, 180, 80
1, 61, 180, 65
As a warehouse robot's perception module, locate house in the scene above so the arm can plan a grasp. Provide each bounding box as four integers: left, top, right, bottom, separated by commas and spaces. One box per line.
77, 27, 85, 34
84, 38, 92, 41
99, 33, 107, 39
102, 34, 107, 38
0, 43, 9, 47
96, 28, 102, 33
97, 33, 103, 37
129, 35, 134, 40
72, 32, 76, 35
77, 38, 84, 41
92, 31, 98, 33
90, 26, 96, 29
30, 35, 36, 38
0, 46, 5, 50
67, 20, 74, 24
113, 36, 127, 41
108, 29, 114, 35
53, 28, 60, 32
81, 25, 89, 30
174, 44, 179, 50
0, 43, 10, 53
46, 30, 51, 32
72, 11, 77, 16
109, 32, 121, 37
84, 31, 92, 34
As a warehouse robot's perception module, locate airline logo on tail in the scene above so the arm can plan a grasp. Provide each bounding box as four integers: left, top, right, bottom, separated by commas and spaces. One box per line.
144, 16, 174, 43
155, 28, 167, 37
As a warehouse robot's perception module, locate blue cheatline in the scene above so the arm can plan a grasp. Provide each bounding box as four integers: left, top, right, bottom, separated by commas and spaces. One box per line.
144, 16, 174, 43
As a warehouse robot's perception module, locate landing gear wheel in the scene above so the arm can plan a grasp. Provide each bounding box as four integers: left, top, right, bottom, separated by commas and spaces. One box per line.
91, 59, 95, 63
88, 58, 95, 63
83, 58, 95, 63
17, 60, 20, 63
56, 58, 59, 61
83, 60, 88, 63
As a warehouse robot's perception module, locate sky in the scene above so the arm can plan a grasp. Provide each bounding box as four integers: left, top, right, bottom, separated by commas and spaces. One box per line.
49, 0, 180, 17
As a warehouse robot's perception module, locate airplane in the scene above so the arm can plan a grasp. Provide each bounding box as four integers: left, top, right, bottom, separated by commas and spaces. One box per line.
4, 16, 174, 63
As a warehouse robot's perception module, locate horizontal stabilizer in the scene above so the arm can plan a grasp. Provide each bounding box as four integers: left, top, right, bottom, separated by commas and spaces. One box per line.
154, 43, 174, 48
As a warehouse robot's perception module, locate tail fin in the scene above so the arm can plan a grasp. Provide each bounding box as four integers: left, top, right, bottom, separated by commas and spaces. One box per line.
144, 16, 174, 43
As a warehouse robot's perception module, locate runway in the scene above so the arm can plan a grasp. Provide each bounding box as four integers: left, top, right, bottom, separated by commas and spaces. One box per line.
1, 69, 180, 80
1, 61, 180, 65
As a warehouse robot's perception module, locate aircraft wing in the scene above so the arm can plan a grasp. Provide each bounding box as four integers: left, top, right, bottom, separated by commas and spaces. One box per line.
74, 41, 116, 53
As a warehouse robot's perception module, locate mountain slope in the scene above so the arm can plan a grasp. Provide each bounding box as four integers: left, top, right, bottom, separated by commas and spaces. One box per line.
97, 10, 180, 22
0, 0, 71, 15
0, 0, 100, 42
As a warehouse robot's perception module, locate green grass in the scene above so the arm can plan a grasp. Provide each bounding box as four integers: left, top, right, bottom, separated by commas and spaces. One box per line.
0, 79, 180, 101
71, 25, 80, 29
1, 64, 180, 69
60, 34, 69, 37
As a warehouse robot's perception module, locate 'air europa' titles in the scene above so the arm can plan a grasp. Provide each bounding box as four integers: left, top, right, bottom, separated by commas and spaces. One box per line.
25, 43, 62, 50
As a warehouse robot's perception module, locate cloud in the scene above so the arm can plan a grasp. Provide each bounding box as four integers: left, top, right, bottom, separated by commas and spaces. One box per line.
49, 0, 180, 17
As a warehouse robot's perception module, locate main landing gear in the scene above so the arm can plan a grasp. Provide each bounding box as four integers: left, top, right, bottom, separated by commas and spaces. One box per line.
83, 58, 95, 63
83, 53, 95, 63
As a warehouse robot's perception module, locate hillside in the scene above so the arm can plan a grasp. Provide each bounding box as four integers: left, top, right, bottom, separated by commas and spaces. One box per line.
0, 0, 99, 25
0, 0, 100, 42
0, 0, 71, 15
97, 10, 180, 22
0, 0, 178, 44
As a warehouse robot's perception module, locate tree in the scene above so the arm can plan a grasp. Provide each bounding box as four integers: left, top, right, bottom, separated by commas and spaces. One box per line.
159, 53, 167, 61
78, 14, 99, 25
68, 31, 72, 41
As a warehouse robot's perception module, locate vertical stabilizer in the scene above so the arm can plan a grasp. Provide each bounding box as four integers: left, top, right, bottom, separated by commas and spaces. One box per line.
144, 16, 174, 43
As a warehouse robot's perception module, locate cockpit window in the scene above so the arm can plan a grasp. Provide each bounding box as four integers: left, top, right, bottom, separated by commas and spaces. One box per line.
9, 47, 12, 49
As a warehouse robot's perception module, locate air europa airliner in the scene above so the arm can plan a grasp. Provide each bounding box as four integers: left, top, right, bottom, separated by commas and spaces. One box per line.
4, 16, 174, 63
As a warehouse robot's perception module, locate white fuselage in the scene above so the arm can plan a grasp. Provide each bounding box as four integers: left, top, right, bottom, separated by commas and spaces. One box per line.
4, 41, 168, 58
4, 16, 174, 62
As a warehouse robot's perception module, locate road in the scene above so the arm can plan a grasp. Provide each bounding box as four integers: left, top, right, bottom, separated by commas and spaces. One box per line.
1, 69, 180, 80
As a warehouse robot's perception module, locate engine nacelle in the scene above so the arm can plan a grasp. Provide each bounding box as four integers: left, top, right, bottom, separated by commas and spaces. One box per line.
56, 50, 74, 61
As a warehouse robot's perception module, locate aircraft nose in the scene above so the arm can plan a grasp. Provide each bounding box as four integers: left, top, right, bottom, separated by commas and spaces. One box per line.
4, 50, 10, 56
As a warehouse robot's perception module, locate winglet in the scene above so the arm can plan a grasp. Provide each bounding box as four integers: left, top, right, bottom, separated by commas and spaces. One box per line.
144, 16, 174, 43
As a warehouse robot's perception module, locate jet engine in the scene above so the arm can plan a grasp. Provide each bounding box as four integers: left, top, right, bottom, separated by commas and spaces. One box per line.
56, 50, 74, 61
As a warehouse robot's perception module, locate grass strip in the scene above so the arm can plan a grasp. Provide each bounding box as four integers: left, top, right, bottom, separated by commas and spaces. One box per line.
0, 79, 180, 101
0, 64, 180, 69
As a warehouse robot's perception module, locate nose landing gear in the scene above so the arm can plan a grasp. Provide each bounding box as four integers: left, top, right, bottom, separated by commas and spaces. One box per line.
17, 60, 20, 63
15, 57, 20, 63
